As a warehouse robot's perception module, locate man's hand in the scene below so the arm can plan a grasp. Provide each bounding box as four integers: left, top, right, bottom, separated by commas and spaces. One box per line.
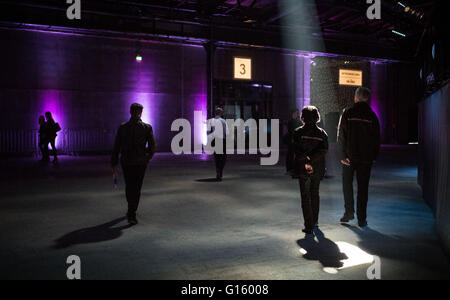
305, 164, 314, 175
112, 165, 119, 175
341, 158, 351, 166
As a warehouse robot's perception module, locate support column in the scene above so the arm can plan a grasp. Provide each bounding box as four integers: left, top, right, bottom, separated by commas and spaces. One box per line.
204, 42, 216, 118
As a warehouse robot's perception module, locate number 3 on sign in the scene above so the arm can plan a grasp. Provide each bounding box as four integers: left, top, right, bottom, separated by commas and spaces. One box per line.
234, 57, 252, 80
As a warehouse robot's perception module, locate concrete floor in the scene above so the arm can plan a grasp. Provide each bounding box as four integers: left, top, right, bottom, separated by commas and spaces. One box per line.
1, 145, 449, 280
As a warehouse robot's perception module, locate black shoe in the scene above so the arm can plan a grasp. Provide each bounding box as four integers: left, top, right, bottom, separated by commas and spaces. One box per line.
340, 214, 355, 223
127, 215, 138, 225
302, 228, 314, 235
358, 220, 368, 227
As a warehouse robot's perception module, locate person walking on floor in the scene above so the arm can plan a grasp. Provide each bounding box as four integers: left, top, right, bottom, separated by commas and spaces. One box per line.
293, 106, 329, 235
38, 115, 50, 162
337, 87, 381, 227
210, 107, 228, 181
111, 103, 156, 225
44, 111, 60, 163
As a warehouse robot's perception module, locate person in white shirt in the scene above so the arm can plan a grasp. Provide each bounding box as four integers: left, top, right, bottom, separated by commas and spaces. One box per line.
210, 107, 228, 181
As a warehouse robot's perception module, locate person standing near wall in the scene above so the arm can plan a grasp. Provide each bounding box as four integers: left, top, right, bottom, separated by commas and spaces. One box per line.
293, 106, 329, 234
210, 107, 228, 181
286, 109, 302, 175
38, 115, 49, 162
111, 103, 156, 225
337, 87, 380, 227
44, 112, 60, 163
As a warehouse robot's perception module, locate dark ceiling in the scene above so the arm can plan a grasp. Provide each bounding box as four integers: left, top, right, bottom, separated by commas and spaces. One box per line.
0, 0, 438, 60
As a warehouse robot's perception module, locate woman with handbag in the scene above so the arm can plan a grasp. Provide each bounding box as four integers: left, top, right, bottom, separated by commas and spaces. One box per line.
45, 111, 61, 163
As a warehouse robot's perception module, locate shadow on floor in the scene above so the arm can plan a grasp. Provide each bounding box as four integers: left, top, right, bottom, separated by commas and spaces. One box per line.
53, 217, 132, 249
196, 178, 221, 183
297, 228, 348, 268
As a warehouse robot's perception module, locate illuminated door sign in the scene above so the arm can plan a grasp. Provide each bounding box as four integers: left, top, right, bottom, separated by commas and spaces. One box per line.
234, 57, 252, 80
339, 69, 363, 86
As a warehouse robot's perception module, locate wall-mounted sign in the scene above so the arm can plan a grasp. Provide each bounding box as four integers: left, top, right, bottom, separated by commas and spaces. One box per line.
339, 69, 363, 86
234, 57, 252, 80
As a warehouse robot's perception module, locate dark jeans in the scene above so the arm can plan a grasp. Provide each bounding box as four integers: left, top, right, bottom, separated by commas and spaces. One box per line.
40, 138, 57, 160
213, 138, 227, 176
122, 164, 147, 217
299, 174, 321, 230
342, 162, 373, 222
286, 143, 295, 172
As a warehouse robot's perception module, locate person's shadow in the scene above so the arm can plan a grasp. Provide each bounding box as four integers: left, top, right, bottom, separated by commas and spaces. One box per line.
53, 217, 132, 249
297, 228, 348, 268
196, 178, 221, 183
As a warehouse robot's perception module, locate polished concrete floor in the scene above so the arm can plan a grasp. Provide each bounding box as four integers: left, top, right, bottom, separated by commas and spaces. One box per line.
1, 145, 449, 280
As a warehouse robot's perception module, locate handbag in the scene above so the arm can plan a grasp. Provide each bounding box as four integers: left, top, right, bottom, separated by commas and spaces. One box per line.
54, 122, 62, 133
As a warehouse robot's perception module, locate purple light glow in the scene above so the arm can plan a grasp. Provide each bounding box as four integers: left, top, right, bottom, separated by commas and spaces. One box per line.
370, 62, 384, 140
296, 55, 311, 109
38, 90, 65, 148
128, 54, 156, 136
194, 97, 208, 146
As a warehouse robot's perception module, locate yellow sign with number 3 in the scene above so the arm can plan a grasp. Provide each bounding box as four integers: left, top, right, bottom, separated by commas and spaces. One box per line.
234, 57, 252, 80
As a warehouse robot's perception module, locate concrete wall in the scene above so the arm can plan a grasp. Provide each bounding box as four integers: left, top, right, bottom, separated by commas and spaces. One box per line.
0, 28, 206, 153
0, 28, 417, 154
418, 83, 450, 255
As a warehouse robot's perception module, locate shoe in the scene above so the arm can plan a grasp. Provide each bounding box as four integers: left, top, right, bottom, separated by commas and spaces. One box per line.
358, 220, 368, 227
340, 214, 355, 223
127, 215, 138, 225
302, 228, 314, 235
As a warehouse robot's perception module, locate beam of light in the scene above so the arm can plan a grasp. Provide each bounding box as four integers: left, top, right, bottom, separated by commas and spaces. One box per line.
397, 2, 406, 8
335, 242, 374, 270
280, 0, 323, 111
392, 30, 406, 37
299, 241, 375, 274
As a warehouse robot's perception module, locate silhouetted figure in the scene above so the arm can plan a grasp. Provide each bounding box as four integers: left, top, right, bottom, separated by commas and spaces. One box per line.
44, 112, 60, 163
292, 106, 328, 234
38, 115, 50, 161
210, 107, 228, 181
285, 108, 302, 174
337, 87, 380, 227
111, 103, 156, 225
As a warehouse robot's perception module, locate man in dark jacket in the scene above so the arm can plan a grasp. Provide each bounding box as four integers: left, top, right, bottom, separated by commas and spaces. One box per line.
337, 87, 380, 227
293, 106, 329, 234
111, 103, 156, 225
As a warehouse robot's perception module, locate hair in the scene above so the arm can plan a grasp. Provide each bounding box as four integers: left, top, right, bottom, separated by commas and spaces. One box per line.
39, 115, 45, 124
355, 87, 371, 103
45, 112, 52, 118
301, 106, 321, 124
291, 108, 299, 116
130, 103, 144, 117
215, 107, 224, 116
